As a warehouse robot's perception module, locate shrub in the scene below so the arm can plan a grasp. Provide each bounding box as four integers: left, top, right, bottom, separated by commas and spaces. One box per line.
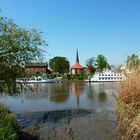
0, 106, 19, 140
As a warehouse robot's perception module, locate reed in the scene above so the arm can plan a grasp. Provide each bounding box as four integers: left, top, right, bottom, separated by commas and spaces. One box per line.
116, 71, 140, 140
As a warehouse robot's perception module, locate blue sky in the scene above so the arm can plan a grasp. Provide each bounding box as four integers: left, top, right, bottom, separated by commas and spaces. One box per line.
0, 0, 140, 66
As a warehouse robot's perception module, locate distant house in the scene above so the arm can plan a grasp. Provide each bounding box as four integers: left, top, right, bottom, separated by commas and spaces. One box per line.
70, 50, 85, 74
25, 62, 52, 75
114, 65, 126, 73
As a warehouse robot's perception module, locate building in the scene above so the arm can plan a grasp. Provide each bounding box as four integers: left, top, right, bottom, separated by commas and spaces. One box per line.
71, 50, 85, 74
25, 62, 51, 75
114, 65, 126, 73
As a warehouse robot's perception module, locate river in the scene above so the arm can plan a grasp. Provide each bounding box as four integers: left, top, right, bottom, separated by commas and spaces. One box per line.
0, 80, 118, 140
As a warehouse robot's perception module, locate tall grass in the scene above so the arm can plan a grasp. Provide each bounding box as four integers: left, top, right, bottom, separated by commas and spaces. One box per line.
116, 71, 140, 140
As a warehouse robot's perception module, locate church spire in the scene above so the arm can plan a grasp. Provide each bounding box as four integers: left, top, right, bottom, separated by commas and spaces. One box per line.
76, 49, 79, 64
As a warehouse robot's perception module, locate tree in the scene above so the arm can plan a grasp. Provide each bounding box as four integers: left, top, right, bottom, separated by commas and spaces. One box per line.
0, 16, 47, 93
86, 57, 96, 74
96, 55, 110, 71
126, 54, 140, 70
49, 56, 70, 74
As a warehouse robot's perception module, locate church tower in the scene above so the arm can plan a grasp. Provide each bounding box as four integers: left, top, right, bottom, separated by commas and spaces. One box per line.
71, 49, 84, 74
76, 49, 79, 64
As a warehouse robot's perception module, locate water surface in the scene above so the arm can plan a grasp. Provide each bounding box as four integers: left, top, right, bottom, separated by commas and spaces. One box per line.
0, 80, 117, 140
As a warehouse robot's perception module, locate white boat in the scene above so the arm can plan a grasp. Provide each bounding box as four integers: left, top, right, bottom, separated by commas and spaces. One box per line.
16, 77, 62, 83
85, 71, 125, 82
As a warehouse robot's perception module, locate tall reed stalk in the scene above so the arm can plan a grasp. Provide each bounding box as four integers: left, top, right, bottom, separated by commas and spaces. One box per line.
116, 70, 140, 140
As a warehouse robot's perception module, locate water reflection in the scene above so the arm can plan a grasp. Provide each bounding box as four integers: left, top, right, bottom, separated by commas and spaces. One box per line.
0, 81, 115, 113
71, 81, 84, 107
49, 84, 69, 103
98, 90, 107, 103
87, 83, 94, 101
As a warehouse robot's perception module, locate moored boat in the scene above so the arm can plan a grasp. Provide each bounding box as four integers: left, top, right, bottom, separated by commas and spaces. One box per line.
16, 76, 62, 83
85, 71, 125, 82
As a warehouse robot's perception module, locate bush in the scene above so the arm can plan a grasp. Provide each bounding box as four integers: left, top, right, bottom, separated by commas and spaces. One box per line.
0, 106, 19, 140
63, 74, 88, 80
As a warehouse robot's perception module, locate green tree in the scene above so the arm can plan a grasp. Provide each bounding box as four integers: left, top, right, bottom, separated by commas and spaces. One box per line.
96, 55, 110, 71
0, 16, 47, 93
49, 56, 70, 74
86, 57, 96, 74
126, 54, 140, 70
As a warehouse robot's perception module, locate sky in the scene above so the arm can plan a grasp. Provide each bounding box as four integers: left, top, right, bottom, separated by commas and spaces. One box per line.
0, 0, 140, 66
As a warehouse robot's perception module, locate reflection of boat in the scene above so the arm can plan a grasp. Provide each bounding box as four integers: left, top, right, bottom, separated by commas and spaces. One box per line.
17, 77, 62, 83
85, 71, 125, 82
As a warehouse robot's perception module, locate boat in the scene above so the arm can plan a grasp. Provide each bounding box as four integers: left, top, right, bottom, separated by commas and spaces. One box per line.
85, 71, 126, 82
16, 76, 62, 83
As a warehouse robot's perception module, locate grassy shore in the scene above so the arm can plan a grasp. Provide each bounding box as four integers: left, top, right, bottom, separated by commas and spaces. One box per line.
0, 105, 19, 140
116, 71, 140, 140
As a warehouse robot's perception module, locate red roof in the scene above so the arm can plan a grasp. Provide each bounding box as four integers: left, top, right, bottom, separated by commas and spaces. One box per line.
71, 62, 84, 69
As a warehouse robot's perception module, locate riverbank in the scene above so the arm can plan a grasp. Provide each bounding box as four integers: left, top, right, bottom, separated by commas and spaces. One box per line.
116, 72, 140, 140
0, 105, 39, 140
29, 73, 88, 80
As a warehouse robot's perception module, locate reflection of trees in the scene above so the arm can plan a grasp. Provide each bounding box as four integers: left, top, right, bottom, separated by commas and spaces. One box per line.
49, 84, 70, 103
87, 84, 94, 101
98, 90, 107, 103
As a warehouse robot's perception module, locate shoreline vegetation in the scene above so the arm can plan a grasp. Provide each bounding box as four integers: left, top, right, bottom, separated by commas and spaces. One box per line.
0, 105, 19, 140
0, 105, 38, 140
27, 73, 88, 80
116, 69, 140, 140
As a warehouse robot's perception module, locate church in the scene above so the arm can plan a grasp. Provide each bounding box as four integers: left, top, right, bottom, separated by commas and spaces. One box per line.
71, 50, 87, 74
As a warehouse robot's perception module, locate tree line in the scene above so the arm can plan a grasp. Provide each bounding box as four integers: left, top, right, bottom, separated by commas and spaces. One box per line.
48, 55, 110, 74
49, 54, 140, 74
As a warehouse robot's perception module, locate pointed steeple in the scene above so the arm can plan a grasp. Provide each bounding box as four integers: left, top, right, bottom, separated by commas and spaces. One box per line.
76, 49, 79, 64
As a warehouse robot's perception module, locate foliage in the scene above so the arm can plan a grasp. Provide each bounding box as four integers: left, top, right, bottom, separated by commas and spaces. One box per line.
0, 105, 19, 140
0, 16, 47, 93
126, 54, 140, 70
49, 56, 70, 74
96, 55, 110, 71
63, 74, 88, 80
86, 57, 96, 74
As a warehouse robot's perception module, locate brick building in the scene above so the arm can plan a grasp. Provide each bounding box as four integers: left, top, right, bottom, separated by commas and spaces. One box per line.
25, 62, 51, 75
